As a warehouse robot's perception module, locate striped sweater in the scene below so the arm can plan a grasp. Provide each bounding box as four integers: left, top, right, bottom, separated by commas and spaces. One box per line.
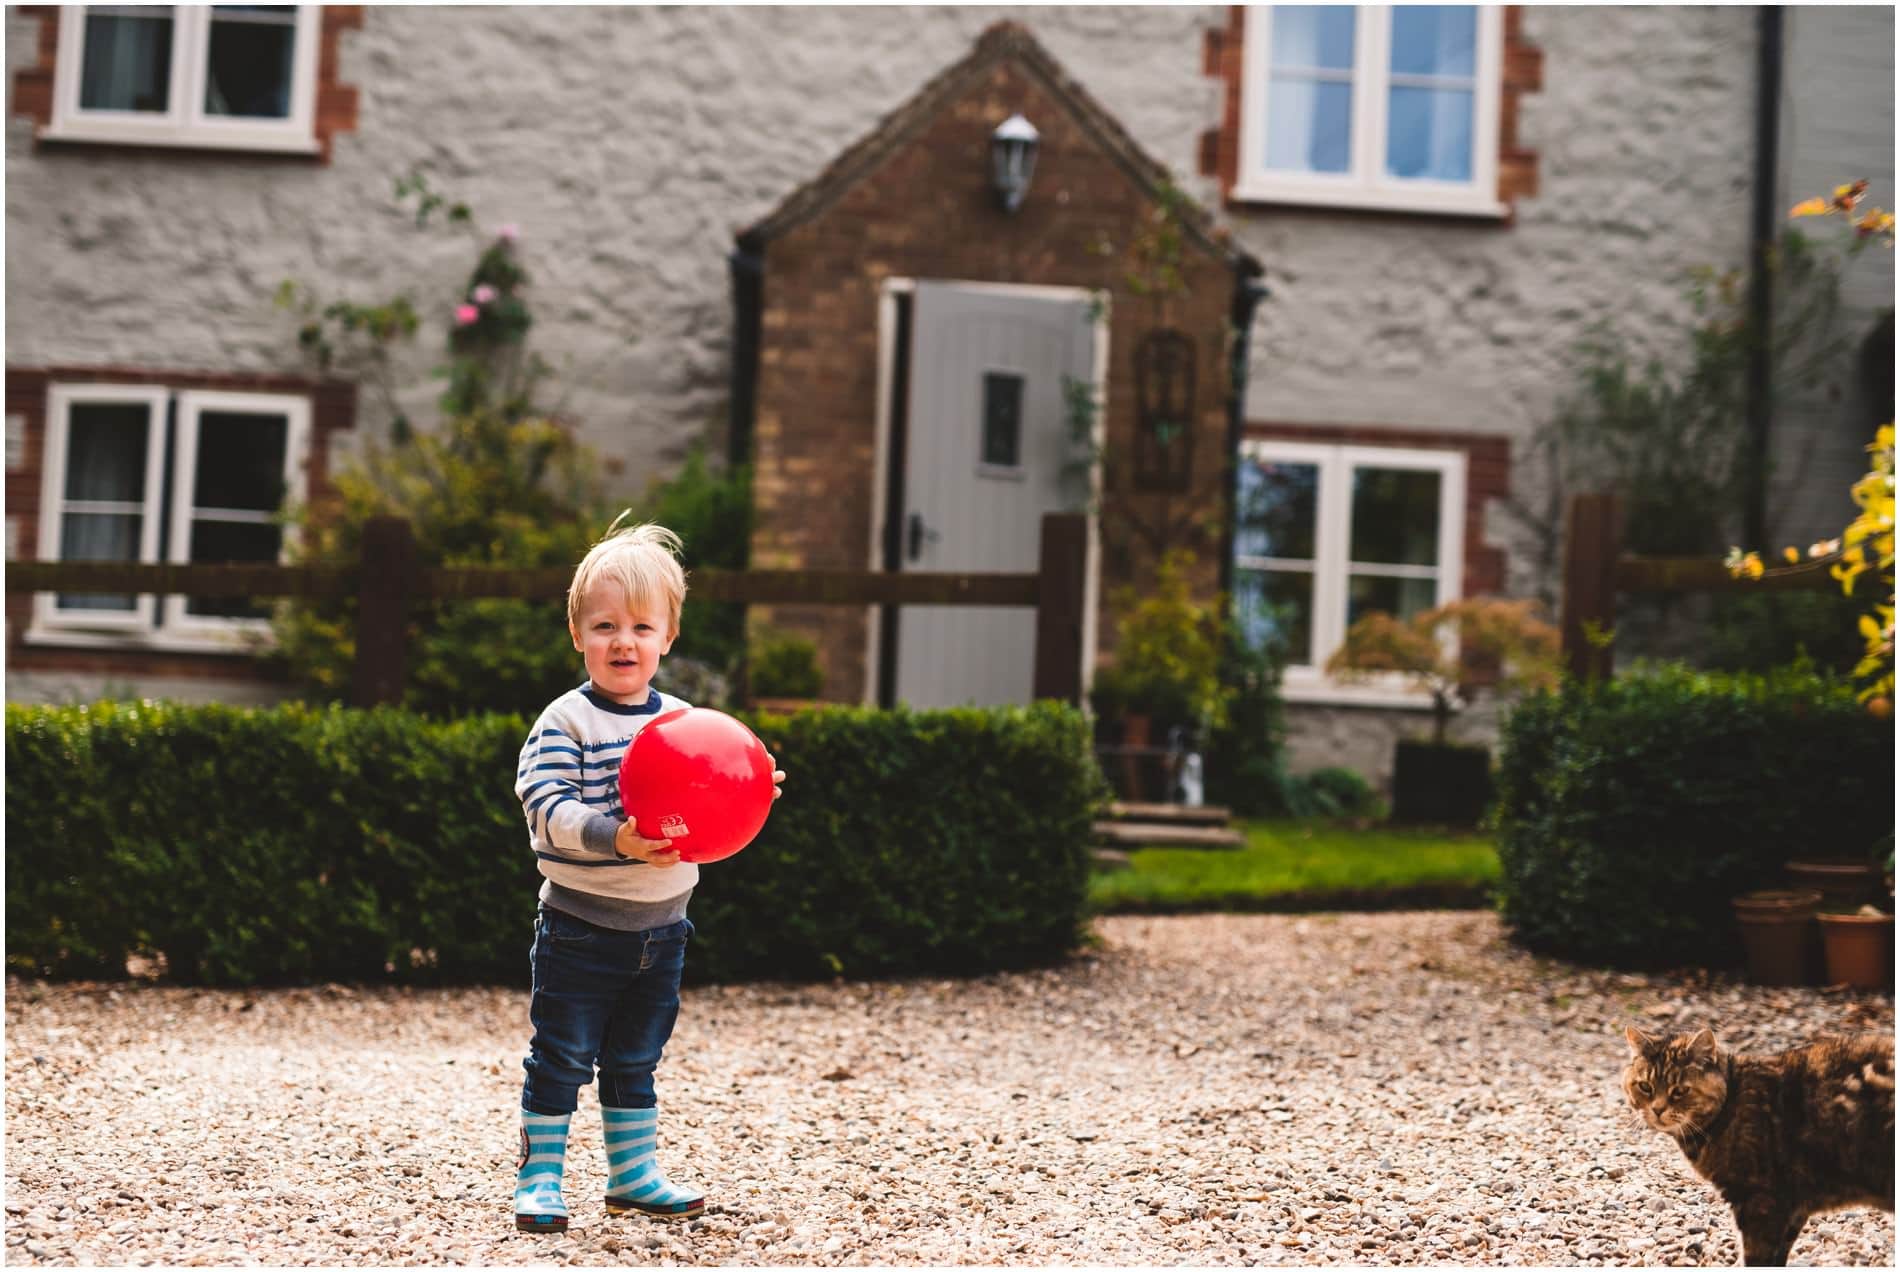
515, 682, 697, 930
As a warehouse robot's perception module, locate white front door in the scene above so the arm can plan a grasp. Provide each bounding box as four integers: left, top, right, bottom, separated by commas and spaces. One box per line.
892, 282, 1097, 708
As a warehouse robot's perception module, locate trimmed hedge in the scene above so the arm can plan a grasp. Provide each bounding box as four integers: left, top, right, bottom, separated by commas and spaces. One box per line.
1492, 665, 1894, 969
5, 700, 1106, 986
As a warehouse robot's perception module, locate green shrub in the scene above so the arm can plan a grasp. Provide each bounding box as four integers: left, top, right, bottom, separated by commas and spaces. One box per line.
748, 630, 823, 699
5, 700, 1104, 987
1203, 628, 1289, 816
1492, 663, 1894, 969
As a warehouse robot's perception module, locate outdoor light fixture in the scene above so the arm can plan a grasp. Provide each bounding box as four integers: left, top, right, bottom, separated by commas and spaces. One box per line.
990, 113, 1040, 213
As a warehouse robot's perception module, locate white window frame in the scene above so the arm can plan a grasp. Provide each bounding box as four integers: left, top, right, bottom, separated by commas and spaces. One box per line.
43, 5, 322, 154
1235, 4, 1506, 218
29, 383, 309, 654
1235, 439, 1466, 707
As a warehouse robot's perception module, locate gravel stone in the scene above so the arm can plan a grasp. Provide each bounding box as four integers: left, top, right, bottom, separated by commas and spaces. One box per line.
6, 912, 1894, 1265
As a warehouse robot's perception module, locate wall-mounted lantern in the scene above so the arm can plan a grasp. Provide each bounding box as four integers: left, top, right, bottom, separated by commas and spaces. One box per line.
1133, 328, 1196, 491
990, 114, 1040, 214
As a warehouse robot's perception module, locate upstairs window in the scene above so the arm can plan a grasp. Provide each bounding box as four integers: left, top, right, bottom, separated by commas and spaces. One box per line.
1236, 4, 1505, 217
33, 384, 308, 650
46, 6, 320, 153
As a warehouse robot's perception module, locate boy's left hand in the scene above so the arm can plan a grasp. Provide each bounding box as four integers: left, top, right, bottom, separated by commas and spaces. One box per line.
768, 752, 786, 801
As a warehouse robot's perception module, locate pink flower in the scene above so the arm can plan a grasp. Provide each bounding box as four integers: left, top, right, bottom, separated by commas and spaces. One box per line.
472, 284, 497, 305
454, 303, 480, 327
497, 223, 519, 244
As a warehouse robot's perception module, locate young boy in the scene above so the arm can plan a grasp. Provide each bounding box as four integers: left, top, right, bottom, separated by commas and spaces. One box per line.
512, 518, 782, 1233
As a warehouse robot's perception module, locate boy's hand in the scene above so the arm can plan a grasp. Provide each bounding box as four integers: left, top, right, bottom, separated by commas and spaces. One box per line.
768, 752, 786, 801
615, 818, 680, 867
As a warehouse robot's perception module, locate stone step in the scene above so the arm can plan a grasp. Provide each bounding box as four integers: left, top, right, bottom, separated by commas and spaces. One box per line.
1092, 821, 1246, 850
1091, 847, 1133, 871
1102, 801, 1232, 826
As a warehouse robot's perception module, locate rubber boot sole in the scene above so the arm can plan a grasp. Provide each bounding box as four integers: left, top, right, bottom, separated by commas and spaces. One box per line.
604, 1195, 705, 1220
516, 1213, 569, 1233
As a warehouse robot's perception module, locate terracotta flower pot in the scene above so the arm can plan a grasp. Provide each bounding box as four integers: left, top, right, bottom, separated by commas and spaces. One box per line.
1816, 910, 1895, 990
1731, 890, 1824, 986
1784, 859, 1881, 909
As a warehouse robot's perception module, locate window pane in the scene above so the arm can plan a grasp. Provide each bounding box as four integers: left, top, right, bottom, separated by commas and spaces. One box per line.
186, 520, 282, 619
1386, 87, 1474, 181
80, 8, 174, 113
981, 373, 1023, 468
64, 403, 151, 503
205, 6, 297, 119
1265, 79, 1353, 173
1348, 574, 1439, 630
1390, 6, 1477, 77
194, 411, 289, 511
57, 511, 140, 611
1350, 467, 1441, 566
1236, 459, 1318, 560
1235, 567, 1314, 666
1270, 6, 1356, 70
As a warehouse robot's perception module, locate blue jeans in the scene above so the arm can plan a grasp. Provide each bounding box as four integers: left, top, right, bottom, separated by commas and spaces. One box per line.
520, 906, 693, 1116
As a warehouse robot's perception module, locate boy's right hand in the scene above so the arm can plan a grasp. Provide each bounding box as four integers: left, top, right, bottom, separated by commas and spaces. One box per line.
615, 818, 680, 867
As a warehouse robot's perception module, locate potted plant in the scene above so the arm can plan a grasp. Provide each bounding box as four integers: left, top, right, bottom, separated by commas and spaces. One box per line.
1731, 889, 1825, 986
1088, 551, 1228, 801
1327, 597, 1561, 826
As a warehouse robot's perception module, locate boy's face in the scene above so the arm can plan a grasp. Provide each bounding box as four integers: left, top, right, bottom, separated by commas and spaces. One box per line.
571, 586, 675, 704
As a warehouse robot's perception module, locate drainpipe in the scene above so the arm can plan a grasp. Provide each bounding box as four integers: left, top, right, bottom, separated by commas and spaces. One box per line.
1219, 271, 1270, 601
727, 241, 765, 470
1743, 5, 1784, 550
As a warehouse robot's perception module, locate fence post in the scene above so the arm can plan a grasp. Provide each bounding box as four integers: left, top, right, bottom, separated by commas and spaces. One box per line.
1032, 512, 1088, 704
1560, 493, 1620, 683
353, 516, 419, 708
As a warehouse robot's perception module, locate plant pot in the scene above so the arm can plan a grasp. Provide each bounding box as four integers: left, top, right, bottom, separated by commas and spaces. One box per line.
1816, 910, 1895, 990
1389, 740, 1492, 826
1731, 889, 1824, 987
1784, 859, 1882, 910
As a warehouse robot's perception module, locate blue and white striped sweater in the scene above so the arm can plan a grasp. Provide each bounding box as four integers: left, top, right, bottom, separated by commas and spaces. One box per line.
516, 683, 698, 917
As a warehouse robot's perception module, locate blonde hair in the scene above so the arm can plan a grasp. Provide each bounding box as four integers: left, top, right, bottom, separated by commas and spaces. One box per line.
567, 513, 687, 636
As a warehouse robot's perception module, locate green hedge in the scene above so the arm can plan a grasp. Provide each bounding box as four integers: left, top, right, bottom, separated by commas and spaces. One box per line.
5, 700, 1106, 986
1492, 665, 1894, 969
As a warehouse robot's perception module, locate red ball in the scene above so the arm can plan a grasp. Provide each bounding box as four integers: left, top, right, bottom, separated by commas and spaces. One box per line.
618, 707, 774, 864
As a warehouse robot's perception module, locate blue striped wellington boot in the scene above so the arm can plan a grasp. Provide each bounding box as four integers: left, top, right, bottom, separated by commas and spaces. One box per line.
513, 1110, 571, 1233
602, 1105, 705, 1219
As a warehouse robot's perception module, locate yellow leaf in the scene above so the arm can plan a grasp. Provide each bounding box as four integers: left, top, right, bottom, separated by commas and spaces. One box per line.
1790, 197, 1831, 218
1782, 546, 1800, 564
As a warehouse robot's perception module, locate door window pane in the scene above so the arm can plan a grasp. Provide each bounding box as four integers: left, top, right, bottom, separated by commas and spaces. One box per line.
79, 6, 174, 113
1390, 6, 1476, 76
64, 403, 151, 502
194, 411, 289, 511
1236, 459, 1318, 560
981, 373, 1024, 468
205, 6, 297, 119
1236, 567, 1315, 666
1350, 467, 1441, 566
1347, 573, 1438, 628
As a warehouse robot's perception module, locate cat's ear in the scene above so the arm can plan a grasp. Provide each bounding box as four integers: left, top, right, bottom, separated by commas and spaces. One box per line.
1625, 1026, 1659, 1056
1686, 1028, 1718, 1063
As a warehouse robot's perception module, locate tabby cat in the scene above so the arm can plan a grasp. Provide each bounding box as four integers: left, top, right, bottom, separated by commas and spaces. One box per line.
1621, 1026, 1894, 1266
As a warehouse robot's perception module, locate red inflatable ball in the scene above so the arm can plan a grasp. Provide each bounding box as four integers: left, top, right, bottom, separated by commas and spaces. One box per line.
618, 707, 774, 863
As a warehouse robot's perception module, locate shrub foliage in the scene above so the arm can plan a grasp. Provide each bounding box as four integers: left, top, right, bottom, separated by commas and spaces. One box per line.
1491, 664, 1894, 969
6, 701, 1106, 987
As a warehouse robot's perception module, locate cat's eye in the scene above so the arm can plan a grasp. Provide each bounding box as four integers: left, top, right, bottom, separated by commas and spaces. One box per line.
1669, 1086, 1684, 1102
1635, 1081, 1652, 1096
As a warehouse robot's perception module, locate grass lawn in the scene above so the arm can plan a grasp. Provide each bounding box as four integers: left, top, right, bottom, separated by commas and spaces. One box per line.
1087, 818, 1501, 914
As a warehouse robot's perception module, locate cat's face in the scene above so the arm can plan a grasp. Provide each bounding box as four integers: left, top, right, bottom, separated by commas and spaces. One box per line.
1623, 1027, 1729, 1135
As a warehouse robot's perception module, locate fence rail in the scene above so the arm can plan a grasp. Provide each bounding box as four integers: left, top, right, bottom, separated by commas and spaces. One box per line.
1560, 492, 1838, 680
6, 512, 1088, 708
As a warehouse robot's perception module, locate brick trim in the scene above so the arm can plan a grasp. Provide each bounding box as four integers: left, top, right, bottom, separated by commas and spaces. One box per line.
1202, 4, 1542, 220
1242, 419, 1510, 596
9, 5, 363, 162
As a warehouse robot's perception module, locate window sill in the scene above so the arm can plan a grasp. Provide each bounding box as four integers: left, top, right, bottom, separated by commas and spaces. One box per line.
1228, 180, 1508, 221
22, 624, 277, 658
38, 123, 320, 157
1279, 672, 1440, 711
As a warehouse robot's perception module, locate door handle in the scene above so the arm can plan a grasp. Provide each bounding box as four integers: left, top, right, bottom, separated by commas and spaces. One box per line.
906, 512, 938, 562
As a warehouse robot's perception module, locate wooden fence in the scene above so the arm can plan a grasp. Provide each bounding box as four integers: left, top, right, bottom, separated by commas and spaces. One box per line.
1560, 492, 1841, 681
5, 512, 1090, 709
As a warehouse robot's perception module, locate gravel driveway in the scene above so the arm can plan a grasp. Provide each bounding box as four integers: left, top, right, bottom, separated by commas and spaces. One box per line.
6, 911, 1894, 1266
